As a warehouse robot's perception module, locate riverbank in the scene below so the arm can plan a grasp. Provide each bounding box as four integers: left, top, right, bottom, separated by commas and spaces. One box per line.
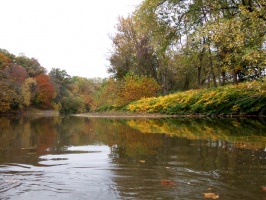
73, 111, 171, 118
125, 79, 266, 116
22, 108, 59, 117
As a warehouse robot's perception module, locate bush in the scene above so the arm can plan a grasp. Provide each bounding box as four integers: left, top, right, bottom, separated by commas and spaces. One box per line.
60, 95, 85, 114
118, 74, 161, 106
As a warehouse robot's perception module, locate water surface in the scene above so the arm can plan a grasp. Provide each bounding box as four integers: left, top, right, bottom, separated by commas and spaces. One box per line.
0, 116, 265, 199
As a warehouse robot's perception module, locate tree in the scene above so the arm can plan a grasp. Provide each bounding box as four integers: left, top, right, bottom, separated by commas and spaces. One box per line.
0, 52, 11, 70
134, 0, 266, 87
1, 64, 29, 111
21, 78, 37, 107
108, 16, 159, 81
92, 78, 121, 110
70, 76, 102, 111
60, 95, 85, 114
34, 75, 55, 109
49, 68, 71, 103
0, 81, 14, 113
194, 4, 266, 84
118, 74, 161, 105
3, 63, 28, 83
15, 55, 46, 77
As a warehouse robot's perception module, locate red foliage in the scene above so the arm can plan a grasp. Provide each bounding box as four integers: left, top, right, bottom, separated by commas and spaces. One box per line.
34, 75, 55, 109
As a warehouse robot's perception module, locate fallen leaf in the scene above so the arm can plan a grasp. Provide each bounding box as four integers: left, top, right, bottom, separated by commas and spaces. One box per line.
139, 160, 145, 163
160, 179, 176, 186
261, 186, 266, 191
203, 193, 219, 199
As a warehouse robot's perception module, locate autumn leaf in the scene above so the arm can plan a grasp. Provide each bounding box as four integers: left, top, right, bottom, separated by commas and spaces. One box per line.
261, 186, 266, 191
160, 179, 176, 187
203, 193, 219, 199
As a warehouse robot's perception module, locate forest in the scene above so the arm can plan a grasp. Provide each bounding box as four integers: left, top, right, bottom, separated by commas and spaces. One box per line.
0, 0, 265, 115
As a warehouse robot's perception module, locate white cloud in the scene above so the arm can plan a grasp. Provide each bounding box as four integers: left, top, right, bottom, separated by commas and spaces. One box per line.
0, 0, 143, 78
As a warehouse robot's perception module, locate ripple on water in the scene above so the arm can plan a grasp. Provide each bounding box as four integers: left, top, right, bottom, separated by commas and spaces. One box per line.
0, 145, 121, 200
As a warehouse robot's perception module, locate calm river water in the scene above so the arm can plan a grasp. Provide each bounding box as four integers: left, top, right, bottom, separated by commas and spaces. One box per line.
0, 116, 265, 200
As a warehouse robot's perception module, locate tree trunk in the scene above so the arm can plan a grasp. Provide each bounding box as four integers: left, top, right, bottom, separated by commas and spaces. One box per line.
184, 74, 189, 90
197, 66, 202, 89
209, 48, 217, 87
232, 69, 238, 84
221, 71, 226, 85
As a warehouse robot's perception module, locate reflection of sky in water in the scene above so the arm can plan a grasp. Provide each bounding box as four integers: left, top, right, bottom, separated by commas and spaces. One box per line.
39, 145, 109, 166
1, 145, 121, 200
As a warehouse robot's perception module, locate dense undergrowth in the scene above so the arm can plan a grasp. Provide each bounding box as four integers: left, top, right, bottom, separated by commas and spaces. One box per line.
125, 79, 266, 116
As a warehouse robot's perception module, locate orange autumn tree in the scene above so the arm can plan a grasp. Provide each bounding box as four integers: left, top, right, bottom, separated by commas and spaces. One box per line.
118, 74, 161, 106
0, 52, 11, 70
34, 74, 55, 109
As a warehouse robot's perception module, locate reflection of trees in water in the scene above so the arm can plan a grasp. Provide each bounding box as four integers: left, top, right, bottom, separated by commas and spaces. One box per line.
0, 116, 265, 164
125, 118, 266, 149
88, 118, 164, 158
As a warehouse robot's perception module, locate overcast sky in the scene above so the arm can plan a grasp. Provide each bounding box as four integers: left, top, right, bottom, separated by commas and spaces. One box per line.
0, 0, 143, 78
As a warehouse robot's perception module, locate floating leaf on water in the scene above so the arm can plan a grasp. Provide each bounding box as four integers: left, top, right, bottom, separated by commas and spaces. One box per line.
203, 193, 219, 199
160, 179, 176, 186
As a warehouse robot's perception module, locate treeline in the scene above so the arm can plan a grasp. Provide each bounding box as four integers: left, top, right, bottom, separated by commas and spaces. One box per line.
0, 48, 101, 114
0, 49, 161, 114
108, 0, 266, 92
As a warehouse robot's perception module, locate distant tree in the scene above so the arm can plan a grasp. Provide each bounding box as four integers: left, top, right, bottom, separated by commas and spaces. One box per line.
0, 49, 15, 60
0, 64, 29, 111
15, 55, 46, 77
60, 95, 85, 114
3, 63, 28, 83
34, 75, 55, 109
0, 81, 14, 113
0, 52, 11, 70
92, 78, 121, 110
49, 68, 71, 103
21, 78, 37, 107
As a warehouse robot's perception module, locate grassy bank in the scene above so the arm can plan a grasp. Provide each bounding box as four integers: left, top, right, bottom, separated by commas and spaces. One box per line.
125, 79, 266, 116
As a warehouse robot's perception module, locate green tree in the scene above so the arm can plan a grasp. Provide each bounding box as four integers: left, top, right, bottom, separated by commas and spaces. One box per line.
49, 68, 71, 103
135, 0, 266, 87
108, 16, 159, 81
60, 95, 85, 114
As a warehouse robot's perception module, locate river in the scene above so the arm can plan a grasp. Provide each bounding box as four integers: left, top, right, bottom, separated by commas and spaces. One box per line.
0, 116, 265, 199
